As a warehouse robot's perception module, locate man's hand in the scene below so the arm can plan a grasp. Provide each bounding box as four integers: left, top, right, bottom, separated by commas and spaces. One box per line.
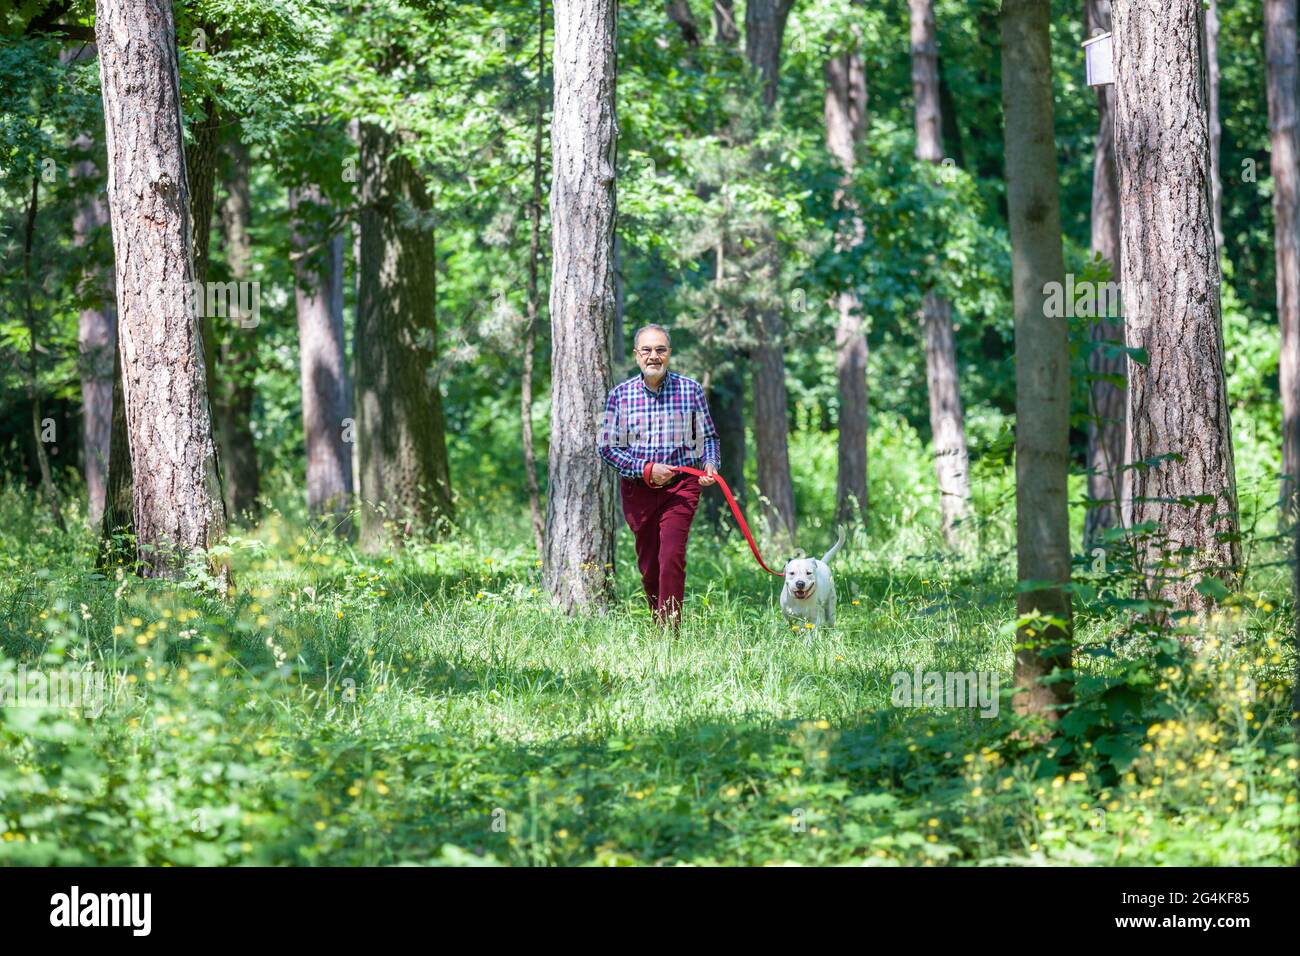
699, 463, 717, 487
649, 463, 675, 486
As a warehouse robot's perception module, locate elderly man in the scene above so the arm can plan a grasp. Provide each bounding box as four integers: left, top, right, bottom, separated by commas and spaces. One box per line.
598, 324, 720, 626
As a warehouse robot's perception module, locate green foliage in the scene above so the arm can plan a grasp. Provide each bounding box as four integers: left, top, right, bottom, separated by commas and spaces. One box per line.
1, 474, 1294, 866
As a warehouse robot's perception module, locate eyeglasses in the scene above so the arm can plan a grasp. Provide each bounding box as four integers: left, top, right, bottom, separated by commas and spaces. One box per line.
635, 346, 670, 357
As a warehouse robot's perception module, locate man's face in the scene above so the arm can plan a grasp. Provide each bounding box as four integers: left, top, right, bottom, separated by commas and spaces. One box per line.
635, 330, 671, 382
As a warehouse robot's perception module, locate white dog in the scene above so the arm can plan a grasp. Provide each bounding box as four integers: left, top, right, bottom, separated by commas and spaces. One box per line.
780, 526, 846, 626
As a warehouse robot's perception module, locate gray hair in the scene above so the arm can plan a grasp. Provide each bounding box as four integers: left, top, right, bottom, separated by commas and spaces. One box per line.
632, 324, 671, 350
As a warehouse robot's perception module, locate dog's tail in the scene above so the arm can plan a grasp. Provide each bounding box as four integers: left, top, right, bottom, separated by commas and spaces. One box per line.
821, 525, 846, 565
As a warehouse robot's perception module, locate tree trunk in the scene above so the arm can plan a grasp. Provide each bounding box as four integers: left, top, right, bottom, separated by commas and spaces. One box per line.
1113, 0, 1240, 615
186, 88, 220, 398
522, 0, 548, 556
744, 0, 793, 110
750, 310, 797, 547
355, 123, 455, 551
95, 0, 227, 583
543, 0, 619, 612
75, 205, 116, 528
825, 45, 869, 528
1001, 0, 1073, 723
744, 0, 797, 550
1206, 0, 1224, 254
291, 184, 354, 533
97, 342, 135, 571
910, 0, 944, 165
215, 136, 261, 521
1266, 0, 1300, 526
912, 0, 972, 547
1083, 0, 1126, 547
922, 291, 971, 543
65, 43, 116, 528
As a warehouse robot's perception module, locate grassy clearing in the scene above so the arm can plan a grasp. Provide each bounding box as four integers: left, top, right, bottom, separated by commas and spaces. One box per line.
0, 476, 1296, 866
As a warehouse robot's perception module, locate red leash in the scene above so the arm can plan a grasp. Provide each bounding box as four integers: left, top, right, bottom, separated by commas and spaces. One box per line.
665, 465, 784, 577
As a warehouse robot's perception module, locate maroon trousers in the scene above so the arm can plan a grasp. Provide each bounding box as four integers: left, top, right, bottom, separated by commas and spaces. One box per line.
619, 473, 703, 624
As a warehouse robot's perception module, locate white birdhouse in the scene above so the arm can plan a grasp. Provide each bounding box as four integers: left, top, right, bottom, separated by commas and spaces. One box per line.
1083, 31, 1114, 87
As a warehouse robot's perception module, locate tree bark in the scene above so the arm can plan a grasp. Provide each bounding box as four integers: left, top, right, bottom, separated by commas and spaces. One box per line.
750, 310, 797, 548
1265, 0, 1300, 526
291, 184, 354, 533
744, 0, 798, 550
65, 43, 116, 528
95, 0, 228, 583
214, 136, 261, 521
543, 0, 619, 612
186, 87, 220, 398
75, 200, 116, 528
825, 44, 869, 528
912, 0, 971, 547
1001, 0, 1073, 723
1113, 0, 1240, 615
1084, 0, 1126, 547
96, 342, 135, 571
1206, 0, 1224, 254
910, 0, 944, 165
744, 0, 793, 110
522, 0, 547, 556
355, 122, 455, 551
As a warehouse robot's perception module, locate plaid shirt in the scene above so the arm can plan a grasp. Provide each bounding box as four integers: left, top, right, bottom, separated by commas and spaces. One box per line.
598, 371, 721, 480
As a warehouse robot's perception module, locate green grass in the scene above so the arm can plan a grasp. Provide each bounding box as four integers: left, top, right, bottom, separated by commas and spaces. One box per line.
0, 479, 1296, 866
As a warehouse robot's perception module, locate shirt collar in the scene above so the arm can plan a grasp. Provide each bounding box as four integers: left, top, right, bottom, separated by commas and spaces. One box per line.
639, 369, 673, 398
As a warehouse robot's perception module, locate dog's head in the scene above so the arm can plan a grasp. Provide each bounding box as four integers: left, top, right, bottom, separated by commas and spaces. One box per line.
783, 556, 819, 600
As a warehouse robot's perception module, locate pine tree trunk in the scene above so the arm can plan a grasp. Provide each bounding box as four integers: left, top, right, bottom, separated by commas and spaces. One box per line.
911, 0, 971, 547
291, 184, 354, 533
73, 148, 116, 528
64, 43, 116, 528
825, 46, 869, 528
744, 0, 793, 109
97, 342, 135, 571
1113, 0, 1240, 615
543, 0, 619, 612
215, 136, 261, 521
744, 0, 797, 551
1001, 0, 1073, 722
750, 309, 797, 548
186, 87, 220, 397
910, 0, 944, 165
1084, 0, 1126, 547
1265, 0, 1300, 526
95, 0, 227, 583
1207, 0, 1224, 253
522, 0, 548, 556
355, 123, 455, 551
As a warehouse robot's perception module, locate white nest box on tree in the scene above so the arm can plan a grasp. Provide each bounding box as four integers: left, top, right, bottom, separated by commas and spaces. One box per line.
1083, 31, 1114, 87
